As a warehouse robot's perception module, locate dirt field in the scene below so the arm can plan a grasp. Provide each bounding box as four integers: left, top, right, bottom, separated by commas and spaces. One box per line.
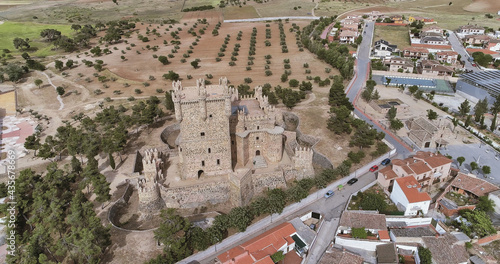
463, 0, 500, 12
59, 19, 335, 101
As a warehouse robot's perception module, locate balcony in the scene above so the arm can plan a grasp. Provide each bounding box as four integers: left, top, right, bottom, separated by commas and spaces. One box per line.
433, 172, 442, 178
417, 177, 432, 183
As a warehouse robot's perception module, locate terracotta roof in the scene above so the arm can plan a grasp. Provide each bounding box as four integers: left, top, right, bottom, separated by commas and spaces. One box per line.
413, 151, 452, 168
217, 222, 297, 263
460, 25, 484, 30
319, 247, 364, 264
450, 173, 500, 197
466, 48, 498, 55
379, 230, 390, 240
422, 234, 469, 264
411, 43, 452, 50
437, 51, 458, 56
408, 162, 432, 175
339, 211, 387, 230
254, 257, 274, 264
340, 30, 358, 37
395, 176, 431, 203
404, 46, 429, 53
465, 34, 491, 41
379, 166, 399, 180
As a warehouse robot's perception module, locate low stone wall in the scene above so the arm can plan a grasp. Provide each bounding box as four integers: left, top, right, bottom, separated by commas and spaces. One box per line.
160, 181, 231, 208
252, 170, 287, 194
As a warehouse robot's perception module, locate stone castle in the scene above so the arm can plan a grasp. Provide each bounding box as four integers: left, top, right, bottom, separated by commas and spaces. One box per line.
137, 77, 314, 210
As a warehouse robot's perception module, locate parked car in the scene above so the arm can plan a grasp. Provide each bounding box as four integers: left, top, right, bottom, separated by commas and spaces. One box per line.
369, 165, 379, 172
381, 158, 391, 166
347, 178, 358, 185
324, 190, 334, 198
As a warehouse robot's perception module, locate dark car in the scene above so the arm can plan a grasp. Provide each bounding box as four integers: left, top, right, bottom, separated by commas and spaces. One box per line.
347, 178, 358, 185
324, 190, 334, 198
381, 158, 391, 166
369, 165, 379, 172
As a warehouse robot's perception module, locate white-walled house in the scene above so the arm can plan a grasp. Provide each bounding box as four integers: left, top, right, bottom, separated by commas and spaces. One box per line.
390, 176, 431, 216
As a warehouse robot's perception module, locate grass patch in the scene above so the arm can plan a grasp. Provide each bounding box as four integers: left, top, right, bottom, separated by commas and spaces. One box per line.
373, 25, 410, 49
348, 184, 399, 212
223, 6, 260, 20
0, 21, 72, 57
253, 0, 316, 17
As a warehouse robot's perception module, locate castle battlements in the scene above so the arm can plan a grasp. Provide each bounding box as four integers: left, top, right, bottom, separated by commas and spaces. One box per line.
294, 147, 314, 159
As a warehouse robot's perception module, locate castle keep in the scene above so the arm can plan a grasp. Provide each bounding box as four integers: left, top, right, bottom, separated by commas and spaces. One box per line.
137, 78, 314, 209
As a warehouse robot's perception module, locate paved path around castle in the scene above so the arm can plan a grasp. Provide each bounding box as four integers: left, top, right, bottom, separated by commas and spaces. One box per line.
41, 71, 64, 110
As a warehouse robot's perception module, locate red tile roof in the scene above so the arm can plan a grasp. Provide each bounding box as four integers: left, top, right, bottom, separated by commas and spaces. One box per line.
379, 166, 399, 180
395, 176, 431, 203
411, 43, 452, 50
450, 173, 500, 197
217, 222, 297, 264
379, 230, 390, 240
467, 48, 498, 55
437, 51, 458, 56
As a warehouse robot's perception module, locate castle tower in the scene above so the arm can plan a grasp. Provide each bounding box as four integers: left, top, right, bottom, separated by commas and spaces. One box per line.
137, 148, 165, 218
172, 81, 183, 121
197, 78, 207, 121
293, 147, 314, 180
174, 78, 234, 180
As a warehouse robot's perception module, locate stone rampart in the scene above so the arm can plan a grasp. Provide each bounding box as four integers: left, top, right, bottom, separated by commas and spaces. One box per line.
160, 181, 231, 208
252, 170, 286, 194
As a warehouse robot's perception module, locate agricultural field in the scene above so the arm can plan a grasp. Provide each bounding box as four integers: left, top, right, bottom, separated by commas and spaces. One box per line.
372, 25, 410, 50
0, 21, 72, 56
57, 18, 336, 100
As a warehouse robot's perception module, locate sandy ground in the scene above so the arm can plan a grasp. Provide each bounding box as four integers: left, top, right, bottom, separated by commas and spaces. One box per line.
463, 0, 500, 12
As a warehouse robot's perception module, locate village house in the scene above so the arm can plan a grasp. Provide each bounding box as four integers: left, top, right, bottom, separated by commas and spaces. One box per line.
418, 60, 454, 76
372, 39, 398, 57
457, 25, 485, 35
390, 176, 432, 216
390, 15, 404, 24
436, 50, 459, 64
403, 47, 429, 60
318, 247, 364, 264
339, 30, 358, 44
335, 211, 390, 251
464, 34, 491, 46
421, 234, 469, 264
364, 11, 383, 20
406, 117, 449, 149
436, 173, 499, 216
422, 25, 444, 35
389, 225, 437, 244
376, 243, 398, 264
408, 16, 435, 24
341, 23, 359, 32
420, 35, 448, 45
377, 151, 452, 191
388, 57, 414, 73
487, 39, 500, 52
216, 222, 307, 264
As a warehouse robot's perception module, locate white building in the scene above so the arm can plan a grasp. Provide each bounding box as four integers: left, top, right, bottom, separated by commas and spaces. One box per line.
390, 176, 431, 216
488, 190, 500, 214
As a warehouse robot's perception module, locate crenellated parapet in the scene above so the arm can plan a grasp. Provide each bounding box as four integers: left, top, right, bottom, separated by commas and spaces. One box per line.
142, 148, 164, 182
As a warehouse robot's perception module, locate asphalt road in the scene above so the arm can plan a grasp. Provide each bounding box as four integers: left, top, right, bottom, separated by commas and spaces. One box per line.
448, 32, 479, 72
346, 21, 413, 158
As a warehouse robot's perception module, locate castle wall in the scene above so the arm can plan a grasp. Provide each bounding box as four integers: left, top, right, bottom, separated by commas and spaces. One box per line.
252, 170, 287, 194
160, 181, 231, 208
137, 182, 165, 215
178, 98, 232, 179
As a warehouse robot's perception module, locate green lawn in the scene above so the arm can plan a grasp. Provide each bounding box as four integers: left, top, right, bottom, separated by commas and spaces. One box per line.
0, 21, 72, 57
373, 25, 410, 50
